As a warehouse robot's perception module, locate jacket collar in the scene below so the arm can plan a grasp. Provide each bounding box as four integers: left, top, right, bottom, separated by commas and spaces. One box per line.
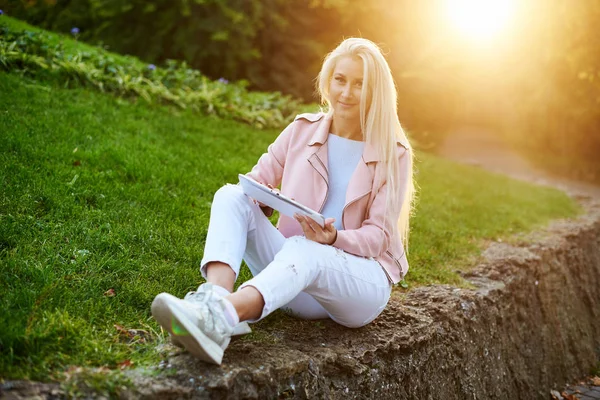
299, 112, 410, 163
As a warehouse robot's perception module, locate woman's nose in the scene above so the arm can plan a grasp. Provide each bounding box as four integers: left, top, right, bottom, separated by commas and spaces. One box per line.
342, 84, 352, 98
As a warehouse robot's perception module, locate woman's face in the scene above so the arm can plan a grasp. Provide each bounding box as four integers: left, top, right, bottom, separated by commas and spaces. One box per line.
329, 56, 364, 121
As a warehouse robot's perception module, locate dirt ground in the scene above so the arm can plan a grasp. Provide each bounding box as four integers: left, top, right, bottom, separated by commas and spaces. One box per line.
436, 127, 600, 199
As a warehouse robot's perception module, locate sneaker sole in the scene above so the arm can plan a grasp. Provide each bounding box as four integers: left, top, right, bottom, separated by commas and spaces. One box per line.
171, 322, 251, 348
232, 322, 252, 336
151, 293, 225, 365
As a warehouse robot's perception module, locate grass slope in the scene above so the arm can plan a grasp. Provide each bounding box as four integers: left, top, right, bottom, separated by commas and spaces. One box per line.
0, 16, 146, 67
0, 69, 579, 381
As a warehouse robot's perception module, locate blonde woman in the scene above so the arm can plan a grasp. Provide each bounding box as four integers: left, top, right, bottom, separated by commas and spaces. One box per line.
152, 37, 415, 365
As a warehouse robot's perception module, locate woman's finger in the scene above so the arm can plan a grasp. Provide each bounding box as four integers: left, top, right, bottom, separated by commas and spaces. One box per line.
295, 214, 315, 234
304, 216, 317, 233
304, 216, 323, 233
267, 183, 281, 194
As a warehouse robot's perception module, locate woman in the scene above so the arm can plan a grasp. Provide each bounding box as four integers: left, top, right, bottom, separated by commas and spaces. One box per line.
152, 37, 415, 365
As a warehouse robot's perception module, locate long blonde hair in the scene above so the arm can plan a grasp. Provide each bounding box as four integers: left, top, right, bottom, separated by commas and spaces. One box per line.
317, 37, 415, 252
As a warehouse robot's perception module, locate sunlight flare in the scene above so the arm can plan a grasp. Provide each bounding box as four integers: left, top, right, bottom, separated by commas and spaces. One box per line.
444, 0, 516, 41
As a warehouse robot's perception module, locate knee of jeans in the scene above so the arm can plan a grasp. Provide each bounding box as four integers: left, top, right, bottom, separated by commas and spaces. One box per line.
213, 183, 246, 204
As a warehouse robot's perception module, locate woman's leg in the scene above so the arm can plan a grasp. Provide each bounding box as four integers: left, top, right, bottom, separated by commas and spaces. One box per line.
233, 236, 392, 328
153, 232, 389, 364
280, 292, 330, 320
199, 184, 286, 290
205, 262, 236, 293
200, 184, 330, 320
227, 287, 329, 322
152, 188, 338, 364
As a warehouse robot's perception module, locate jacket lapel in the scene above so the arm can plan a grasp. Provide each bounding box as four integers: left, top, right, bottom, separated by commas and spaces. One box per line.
306, 116, 331, 211
307, 116, 332, 186
306, 115, 377, 214
346, 141, 377, 204
345, 154, 375, 207
307, 146, 328, 184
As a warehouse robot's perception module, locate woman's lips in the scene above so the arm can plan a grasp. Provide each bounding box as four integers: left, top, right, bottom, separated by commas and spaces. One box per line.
338, 101, 355, 108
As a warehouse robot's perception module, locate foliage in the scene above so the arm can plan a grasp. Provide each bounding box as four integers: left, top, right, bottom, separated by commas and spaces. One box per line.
0, 0, 302, 95
0, 0, 276, 81
0, 17, 302, 129
0, 1, 430, 101
3, 1, 600, 182
0, 2, 496, 156
496, 1, 600, 183
0, 68, 579, 380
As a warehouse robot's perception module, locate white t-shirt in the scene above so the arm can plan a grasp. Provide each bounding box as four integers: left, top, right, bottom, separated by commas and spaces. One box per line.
320, 133, 365, 231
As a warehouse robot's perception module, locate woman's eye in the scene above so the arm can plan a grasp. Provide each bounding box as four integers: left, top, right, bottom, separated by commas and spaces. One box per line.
335, 77, 345, 83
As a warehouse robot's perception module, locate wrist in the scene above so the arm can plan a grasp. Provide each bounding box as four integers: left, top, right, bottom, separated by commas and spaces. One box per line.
329, 229, 337, 245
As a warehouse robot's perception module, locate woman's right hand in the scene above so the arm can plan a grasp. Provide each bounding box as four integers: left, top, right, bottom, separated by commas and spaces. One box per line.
253, 181, 276, 217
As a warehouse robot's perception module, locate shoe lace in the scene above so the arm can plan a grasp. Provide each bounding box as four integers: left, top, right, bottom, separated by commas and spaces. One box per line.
184, 290, 208, 304
186, 289, 233, 337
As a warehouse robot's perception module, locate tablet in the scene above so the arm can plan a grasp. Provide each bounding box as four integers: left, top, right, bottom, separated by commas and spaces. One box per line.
238, 174, 325, 227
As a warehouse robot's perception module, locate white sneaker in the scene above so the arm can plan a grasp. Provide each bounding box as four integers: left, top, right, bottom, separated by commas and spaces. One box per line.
151, 284, 235, 364
169, 284, 251, 348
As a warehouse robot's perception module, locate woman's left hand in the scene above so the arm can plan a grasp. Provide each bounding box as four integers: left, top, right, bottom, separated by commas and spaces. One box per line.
294, 214, 337, 245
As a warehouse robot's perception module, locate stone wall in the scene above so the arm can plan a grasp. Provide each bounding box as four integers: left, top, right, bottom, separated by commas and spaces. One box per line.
126, 204, 600, 399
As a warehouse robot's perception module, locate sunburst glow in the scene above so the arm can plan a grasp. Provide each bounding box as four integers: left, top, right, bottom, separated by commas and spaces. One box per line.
444, 0, 516, 41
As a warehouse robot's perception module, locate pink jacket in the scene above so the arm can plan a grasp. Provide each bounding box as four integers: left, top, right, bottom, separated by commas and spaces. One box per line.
247, 112, 410, 283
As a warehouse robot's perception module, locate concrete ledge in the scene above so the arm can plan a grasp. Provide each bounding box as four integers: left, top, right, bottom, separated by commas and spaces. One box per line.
123, 203, 600, 399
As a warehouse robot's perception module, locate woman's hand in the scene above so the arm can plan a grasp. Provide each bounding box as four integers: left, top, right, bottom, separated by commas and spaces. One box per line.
251, 181, 277, 217
294, 214, 337, 245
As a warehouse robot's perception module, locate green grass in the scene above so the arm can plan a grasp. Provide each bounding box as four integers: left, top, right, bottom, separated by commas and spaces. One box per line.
408, 154, 581, 285
0, 68, 579, 381
0, 71, 269, 380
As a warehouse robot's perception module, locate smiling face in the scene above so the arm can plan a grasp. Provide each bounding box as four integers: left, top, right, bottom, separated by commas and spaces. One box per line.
328, 56, 365, 122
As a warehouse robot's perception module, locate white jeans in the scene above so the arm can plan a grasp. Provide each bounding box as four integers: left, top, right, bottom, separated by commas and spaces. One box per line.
200, 184, 392, 328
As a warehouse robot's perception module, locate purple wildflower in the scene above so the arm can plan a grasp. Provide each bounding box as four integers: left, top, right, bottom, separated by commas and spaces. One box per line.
218, 77, 229, 84
71, 27, 80, 35
147, 64, 156, 71
0, 10, 4, 15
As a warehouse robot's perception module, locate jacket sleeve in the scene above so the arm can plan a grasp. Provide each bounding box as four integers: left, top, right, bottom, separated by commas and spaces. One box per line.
245, 120, 296, 188
332, 146, 410, 258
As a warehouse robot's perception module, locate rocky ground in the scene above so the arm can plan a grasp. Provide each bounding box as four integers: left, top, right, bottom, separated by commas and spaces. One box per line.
439, 128, 600, 400
551, 376, 600, 400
